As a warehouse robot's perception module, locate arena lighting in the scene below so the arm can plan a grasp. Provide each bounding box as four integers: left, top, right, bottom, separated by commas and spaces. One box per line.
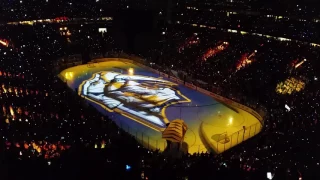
0, 40, 8, 47
64, 72, 74, 80
267, 172, 274, 180
98, 28, 107, 33
128, 68, 134, 75
202, 41, 229, 61
295, 59, 306, 69
285, 104, 291, 112
236, 51, 255, 71
227, 117, 233, 126
126, 165, 131, 170
66, 30, 71, 36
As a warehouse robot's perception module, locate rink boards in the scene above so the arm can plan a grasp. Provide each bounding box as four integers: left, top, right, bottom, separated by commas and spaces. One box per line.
60, 58, 262, 154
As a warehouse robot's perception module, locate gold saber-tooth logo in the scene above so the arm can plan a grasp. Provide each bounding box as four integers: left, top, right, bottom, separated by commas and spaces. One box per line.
78, 70, 191, 132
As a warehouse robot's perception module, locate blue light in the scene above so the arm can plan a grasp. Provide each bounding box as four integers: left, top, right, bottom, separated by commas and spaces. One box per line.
126, 165, 131, 170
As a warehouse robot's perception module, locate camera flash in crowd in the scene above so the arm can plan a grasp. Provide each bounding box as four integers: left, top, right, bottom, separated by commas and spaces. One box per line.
285, 104, 291, 112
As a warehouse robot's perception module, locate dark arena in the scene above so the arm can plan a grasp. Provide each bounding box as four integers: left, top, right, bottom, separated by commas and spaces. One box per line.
1, 0, 320, 180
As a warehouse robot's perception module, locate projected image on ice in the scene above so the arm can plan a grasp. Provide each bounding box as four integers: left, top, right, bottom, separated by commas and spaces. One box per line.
60, 58, 262, 154
79, 71, 190, 130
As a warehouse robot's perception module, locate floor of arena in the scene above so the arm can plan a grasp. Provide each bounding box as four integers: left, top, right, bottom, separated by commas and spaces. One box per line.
60, 58, 262, 154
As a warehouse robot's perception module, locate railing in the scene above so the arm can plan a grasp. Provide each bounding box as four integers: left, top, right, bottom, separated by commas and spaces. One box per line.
114, 110, 263, 154
208, 122, 262, 154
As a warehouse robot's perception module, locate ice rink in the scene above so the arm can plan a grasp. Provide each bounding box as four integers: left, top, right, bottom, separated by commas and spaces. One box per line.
60, 58, 262, 154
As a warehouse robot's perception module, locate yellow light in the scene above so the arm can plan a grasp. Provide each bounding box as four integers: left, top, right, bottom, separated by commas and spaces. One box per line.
228, 117, 233, 126
295, 60, 305, 69
64, 72, 74, 80
9, 106, 14, 116
0, 40, 8, 47
128, 68, 134, 75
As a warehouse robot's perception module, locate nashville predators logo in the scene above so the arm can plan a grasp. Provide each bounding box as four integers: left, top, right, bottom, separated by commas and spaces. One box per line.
79, 71, 190, 131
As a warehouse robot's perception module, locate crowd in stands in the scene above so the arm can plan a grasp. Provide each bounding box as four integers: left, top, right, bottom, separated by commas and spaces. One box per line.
139, 23, 320, 179
174, 4, 320, 43
1, 7, 320, 180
